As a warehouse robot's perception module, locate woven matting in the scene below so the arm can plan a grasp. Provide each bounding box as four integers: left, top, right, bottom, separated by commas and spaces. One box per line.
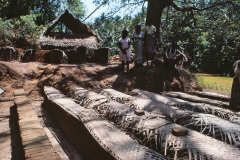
131, 89, 240, 123
98, 88, 190, 120
165, 91, 229, 107
99, 88, 240, 147
44, 87, 166, 160
71, 87, 108, 108
97, 100, 240, 160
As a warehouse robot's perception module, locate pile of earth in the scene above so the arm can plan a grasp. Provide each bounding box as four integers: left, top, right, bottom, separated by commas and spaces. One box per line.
0, 61, 201, 98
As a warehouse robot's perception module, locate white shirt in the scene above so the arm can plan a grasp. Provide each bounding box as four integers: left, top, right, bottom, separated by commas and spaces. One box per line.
146, 25, 156, 34
119, 37, 130, 52
119, 37, 130, 61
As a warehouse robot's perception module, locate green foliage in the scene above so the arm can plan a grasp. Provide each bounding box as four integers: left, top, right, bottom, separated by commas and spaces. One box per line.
0, 18, 14, 46
1, 0, 86, 25
0, 0, 8, 8
0, 0, 240, 76
0, 14, 44, 47
158, 1, 240, 75
92, 12, 146, 54
16, 14, 44, 45
58, 0, 86, 19
0, 0, 86, 47
92, 0, 239, 75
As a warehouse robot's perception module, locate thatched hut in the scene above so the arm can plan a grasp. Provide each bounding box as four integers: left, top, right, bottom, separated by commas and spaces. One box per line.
37, 10, 108, 63
38, 9, 101, 50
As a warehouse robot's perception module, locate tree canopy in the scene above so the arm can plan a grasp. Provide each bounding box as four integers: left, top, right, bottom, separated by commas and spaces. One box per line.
0, 0, 86, 25
0, 0, 86, 47
91, 0, 240, 75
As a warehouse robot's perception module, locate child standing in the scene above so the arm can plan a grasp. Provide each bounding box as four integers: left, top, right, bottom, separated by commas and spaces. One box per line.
119, 30, 131, 72
145, 18, 157, 67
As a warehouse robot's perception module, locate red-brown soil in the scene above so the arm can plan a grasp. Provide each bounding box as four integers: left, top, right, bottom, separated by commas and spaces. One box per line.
0, 61, 201, 98
0, 60, 201, 159
0, 61, 201, 99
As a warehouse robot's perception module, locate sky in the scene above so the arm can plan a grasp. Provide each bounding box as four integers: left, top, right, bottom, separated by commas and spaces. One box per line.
82, 0, 109, 22
82, 0, 145, 22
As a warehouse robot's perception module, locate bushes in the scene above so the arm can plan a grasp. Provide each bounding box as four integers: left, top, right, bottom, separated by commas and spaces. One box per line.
0, 14, 43, 47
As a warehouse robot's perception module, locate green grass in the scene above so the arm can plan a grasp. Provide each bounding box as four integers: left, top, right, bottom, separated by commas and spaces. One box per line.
195, 74, 232, 93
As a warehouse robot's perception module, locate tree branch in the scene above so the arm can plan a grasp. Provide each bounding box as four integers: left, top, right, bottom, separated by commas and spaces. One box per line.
106, 1, 144, 17
170, 0, 234, 12
169, 0, 234, 28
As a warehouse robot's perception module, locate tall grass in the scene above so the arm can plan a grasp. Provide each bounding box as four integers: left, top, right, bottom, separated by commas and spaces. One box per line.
195, 75, 232, 93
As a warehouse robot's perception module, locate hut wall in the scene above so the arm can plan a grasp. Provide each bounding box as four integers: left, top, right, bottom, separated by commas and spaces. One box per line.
65, 49, 81, 64
44, 49, 68, 64
36, 50, 50, 63
20, 49, 37, 62
0, 47, 19, 61
94, 48, 109, 63
77, 47, 87, 63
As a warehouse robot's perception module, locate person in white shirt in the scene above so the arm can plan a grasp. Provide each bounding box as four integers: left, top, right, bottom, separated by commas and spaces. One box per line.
132, 24, 144, 67
119, 30, 131, 72
164, 41, 188, 69
145, 18, 157, 67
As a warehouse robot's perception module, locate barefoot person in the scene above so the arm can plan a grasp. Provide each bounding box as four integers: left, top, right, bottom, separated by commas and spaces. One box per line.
145, 18, 157, 67
132, 24, 144, 67
119, 30, 131, 72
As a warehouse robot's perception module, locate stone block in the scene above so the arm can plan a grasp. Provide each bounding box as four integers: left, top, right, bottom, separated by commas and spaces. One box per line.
20, 128, 46, 136
13, 89, 26, 97
18, 114, 39, 122
23, 139, 52, 150
22, 133, 48, 145
172, 126, 188, 136
134, 109, 145, 116
25, 146, 56, 157
26, 152, 60, 160
14, 97, 31, 107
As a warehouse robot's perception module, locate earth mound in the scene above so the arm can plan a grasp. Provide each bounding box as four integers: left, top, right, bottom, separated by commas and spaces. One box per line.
0, 61, 201, 98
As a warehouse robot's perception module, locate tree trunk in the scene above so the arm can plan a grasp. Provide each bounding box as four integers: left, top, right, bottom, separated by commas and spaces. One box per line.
146, 0, 169, 38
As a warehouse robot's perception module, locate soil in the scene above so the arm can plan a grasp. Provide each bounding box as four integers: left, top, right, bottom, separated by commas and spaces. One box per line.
0, 61, 201, 98
0, 60, 201, 159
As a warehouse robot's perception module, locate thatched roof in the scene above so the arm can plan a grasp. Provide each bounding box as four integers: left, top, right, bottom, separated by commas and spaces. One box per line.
38, 10, 101, 50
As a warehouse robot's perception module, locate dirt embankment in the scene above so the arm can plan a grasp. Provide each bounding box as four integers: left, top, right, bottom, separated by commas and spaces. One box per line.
0, 63, 23, 97
0, 61, 201, 98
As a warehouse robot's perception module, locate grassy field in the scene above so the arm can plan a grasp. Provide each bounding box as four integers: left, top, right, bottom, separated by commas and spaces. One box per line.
195, 74, 232, 94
